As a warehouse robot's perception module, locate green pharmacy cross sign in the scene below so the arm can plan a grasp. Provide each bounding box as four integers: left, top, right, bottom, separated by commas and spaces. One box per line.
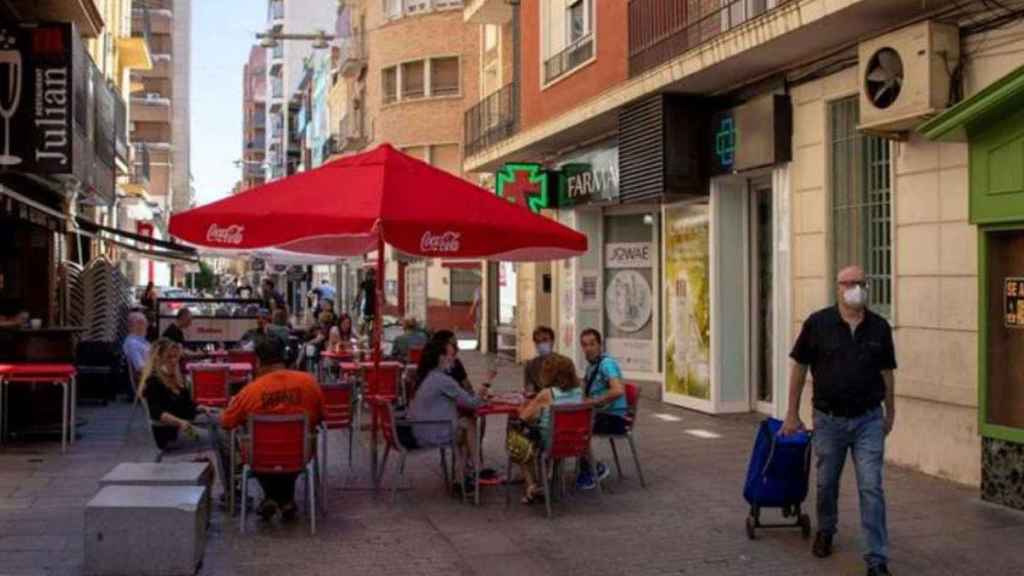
715, 115, 736, 169
495, 163, 551, 214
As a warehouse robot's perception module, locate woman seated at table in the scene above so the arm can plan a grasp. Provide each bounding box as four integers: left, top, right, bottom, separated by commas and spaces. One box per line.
513, 353, 583, 504
140, 338, 231, 495
294, 311, 336, 370
402, 338, 487, 493
327, 313, 356, 355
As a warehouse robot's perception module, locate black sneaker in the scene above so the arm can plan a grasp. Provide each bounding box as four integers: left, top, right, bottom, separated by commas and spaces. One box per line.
866, 565, 892, 576
812, 531, 833, 558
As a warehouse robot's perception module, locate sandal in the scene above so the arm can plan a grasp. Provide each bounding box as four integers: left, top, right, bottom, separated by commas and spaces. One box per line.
520, 487, 544, 505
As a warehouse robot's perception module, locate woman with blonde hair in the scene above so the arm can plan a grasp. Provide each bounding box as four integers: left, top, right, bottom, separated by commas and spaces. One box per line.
140, 338, 230, 494
513, 353, 583, 504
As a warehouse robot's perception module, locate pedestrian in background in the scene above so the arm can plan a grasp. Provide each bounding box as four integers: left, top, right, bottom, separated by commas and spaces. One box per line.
782, 265, 896, 576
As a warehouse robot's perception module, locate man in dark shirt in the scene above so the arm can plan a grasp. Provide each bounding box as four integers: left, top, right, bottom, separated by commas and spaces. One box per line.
260, 279, 286, 314
355, 269, 376, 333
782, 265, 896, 576
162, 308, 192, 345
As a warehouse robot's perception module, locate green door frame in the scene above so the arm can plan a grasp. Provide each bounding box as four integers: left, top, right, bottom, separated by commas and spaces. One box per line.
978, 223, 1024, 443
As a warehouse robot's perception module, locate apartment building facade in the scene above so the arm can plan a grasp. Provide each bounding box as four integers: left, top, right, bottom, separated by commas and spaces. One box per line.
462, 0, 1024, 509
242, 46, 268, 191
330, 0, 481, 331
263, 0, 337, 181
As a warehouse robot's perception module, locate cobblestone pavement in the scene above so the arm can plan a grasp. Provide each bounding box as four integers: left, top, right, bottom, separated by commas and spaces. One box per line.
2, 352, 1023, 576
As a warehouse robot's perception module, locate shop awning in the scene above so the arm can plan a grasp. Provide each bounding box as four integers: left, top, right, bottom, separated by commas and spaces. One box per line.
919, 64, 1024, 142
74, 217, 198, 264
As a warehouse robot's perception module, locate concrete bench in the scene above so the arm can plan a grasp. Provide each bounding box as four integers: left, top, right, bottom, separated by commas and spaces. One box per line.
85, 485, 208, 576
100, 462, 214, 521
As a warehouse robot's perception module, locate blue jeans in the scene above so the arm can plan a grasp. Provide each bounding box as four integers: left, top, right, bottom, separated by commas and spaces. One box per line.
813, 406, 888, 568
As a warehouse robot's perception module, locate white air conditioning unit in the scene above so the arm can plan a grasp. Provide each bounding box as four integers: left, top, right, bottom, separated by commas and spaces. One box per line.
858, 20, 960, 134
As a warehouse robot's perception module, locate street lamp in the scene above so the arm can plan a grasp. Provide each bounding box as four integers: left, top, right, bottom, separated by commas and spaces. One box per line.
256, 29, 335, 50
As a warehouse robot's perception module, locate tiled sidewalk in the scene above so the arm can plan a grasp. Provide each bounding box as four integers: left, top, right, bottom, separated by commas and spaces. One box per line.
2, 353, 1023, 575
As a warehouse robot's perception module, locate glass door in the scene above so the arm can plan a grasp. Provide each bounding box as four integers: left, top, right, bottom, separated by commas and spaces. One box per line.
750, 183, 774, 412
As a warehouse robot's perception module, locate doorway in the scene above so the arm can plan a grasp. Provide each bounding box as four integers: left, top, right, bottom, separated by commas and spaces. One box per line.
749, 181, 774, 414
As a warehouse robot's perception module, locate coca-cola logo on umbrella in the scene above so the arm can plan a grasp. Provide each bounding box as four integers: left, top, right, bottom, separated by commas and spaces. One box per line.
206, 224, 245, 245
420, 231, 461, 254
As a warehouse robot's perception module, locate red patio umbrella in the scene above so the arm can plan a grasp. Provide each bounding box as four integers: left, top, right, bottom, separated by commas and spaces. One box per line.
171, 144, 586, 484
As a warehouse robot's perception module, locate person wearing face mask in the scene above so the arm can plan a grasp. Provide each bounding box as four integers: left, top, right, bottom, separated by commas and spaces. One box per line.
781, 265, 897, 576
523, 326, 556, 396
405, 338, 486, 494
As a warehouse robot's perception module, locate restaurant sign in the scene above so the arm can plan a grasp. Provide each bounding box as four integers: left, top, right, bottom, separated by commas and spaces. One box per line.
0, 23, 75, 174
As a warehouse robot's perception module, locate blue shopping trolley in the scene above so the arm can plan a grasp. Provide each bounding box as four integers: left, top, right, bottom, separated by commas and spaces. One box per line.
743, 417, 813, 540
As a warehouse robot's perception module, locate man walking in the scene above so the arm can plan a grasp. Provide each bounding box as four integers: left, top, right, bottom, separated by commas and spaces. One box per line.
782, 265, 897, 576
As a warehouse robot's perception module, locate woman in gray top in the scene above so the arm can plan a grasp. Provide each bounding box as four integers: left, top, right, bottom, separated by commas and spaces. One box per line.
404, 339, 486, 489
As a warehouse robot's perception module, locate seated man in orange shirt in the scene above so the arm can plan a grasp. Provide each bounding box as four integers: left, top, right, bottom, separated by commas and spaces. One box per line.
220, 335, 325, 521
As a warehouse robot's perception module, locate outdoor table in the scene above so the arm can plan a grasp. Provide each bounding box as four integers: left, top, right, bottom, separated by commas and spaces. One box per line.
185, 362, 252, 380
0, 363, 77, 452
473, 393, 527, 505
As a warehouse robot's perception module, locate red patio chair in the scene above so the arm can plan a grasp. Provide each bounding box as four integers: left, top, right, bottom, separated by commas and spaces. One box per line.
371, 400, 461, 503
318, 381, 355, 499
227, 350, 258, 368
363, 363, 400, 401
238, 413, 319, 535
593, 383, 647, 488
542, 403, 597, 518
189, 364, 231, 408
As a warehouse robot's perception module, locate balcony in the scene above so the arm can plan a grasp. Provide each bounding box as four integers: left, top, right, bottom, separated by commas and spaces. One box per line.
124, 144, 151, 195
269, 0, 284, 26
628, 0, 799, 77
464, 82, 518, 157
463, 0, 512, 24
17, 0, 104, 37
339, 112, 369, 153
544, 35, 594, 85
339, 33, 367, 78
131, 93, 172, 123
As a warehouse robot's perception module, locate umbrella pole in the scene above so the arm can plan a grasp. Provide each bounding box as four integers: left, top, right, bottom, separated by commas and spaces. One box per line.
371, 233, 385, 488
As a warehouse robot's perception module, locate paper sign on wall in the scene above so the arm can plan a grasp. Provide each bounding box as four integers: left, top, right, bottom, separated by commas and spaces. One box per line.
1006, 277, 1024, 329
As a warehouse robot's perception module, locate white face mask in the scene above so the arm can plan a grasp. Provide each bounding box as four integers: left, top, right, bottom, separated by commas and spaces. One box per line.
842, 285, 868, 308
536, 342, 553, 356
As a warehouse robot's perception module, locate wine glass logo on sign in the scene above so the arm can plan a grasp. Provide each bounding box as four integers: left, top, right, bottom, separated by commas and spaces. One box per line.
0, 30, 23, 166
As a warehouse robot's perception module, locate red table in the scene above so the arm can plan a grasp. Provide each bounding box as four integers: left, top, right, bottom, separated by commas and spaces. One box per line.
473, 395, 526, 505
185, 362, 253, 381
0, 363, 77, 452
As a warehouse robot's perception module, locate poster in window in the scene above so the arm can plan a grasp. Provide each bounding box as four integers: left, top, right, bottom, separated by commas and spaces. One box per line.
578, 269, 599, 310
1006, 277, 1024, 329
605, 270, 652, 333
664, 204, 711, 400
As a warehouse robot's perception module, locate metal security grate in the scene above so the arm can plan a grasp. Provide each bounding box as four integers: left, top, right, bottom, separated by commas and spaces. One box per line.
830, 97, 892, 317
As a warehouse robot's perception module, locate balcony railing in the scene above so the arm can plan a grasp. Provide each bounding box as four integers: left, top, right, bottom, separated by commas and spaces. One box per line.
339, 111, 369, 152
339, 33, 367, 78
628, 0, 795, 77
544, 35, 594, 85
131, 3, 152, 53
464, 82, 518, 157
131, 143, 151, 186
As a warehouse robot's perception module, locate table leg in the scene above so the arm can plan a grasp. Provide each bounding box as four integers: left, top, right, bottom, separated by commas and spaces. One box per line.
60, 380, 68, 453
0, 380, 5, 445
370, 411, 378, 488
475, 415, 483, 506
70, 376, 77, 447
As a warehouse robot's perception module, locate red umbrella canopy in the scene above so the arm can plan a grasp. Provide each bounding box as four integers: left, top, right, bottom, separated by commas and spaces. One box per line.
170, 144, 587, 261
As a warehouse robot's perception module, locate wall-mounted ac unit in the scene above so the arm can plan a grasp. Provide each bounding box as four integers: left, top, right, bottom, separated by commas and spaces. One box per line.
858, 20, 959, 135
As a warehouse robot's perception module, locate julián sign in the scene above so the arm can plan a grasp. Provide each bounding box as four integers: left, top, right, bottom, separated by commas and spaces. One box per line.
0, 23, 76, 174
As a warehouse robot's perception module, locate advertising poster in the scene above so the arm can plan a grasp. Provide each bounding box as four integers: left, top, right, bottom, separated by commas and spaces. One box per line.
604, 238, 655, 373
1007, 277, 1024, 328
579, 269, 600, 310
404, 264, 427, 324
664, 204, 711, 400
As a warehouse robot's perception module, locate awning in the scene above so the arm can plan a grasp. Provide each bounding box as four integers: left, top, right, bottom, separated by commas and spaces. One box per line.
75, 217, 199, 264
919, 64, 1024, 142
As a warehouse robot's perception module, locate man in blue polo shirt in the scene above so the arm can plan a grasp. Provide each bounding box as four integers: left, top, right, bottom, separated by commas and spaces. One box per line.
577, 328, 627, 490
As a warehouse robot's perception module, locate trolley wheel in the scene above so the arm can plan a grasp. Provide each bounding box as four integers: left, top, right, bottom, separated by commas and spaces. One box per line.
799, 514, 812, 539
745, 516, 757, 540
